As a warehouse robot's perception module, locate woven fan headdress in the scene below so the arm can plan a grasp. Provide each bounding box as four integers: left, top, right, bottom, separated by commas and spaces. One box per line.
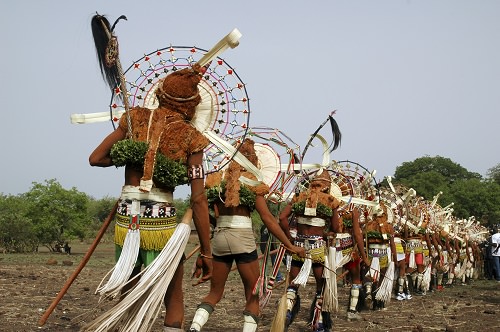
74, 18, 250, 173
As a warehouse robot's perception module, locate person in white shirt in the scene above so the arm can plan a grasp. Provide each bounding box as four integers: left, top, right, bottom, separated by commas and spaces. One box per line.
491, 227, 500, 282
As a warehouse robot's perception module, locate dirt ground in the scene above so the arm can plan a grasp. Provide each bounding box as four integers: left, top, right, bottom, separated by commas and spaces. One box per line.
1, 237, 499, 332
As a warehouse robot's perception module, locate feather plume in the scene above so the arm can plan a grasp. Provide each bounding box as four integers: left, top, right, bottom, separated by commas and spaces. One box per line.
328, 115, 342, 151
90, 13, 123, 91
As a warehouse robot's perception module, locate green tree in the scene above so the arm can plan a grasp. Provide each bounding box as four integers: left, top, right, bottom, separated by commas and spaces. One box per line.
394, 155, 481, 187
173, 197, 191, 222
23, 179, 90, 251
0, 194, 38, 252
393, 156, 481, 201
487, 163, 500, 185
393, 156, 500, 225
86, 196, 118, 240
448, 179, 500, 226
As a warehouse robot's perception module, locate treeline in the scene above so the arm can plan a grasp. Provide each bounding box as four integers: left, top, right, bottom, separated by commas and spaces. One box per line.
1, 156, 499, 253
389, 156, 500, 226
0, 179, 191, 253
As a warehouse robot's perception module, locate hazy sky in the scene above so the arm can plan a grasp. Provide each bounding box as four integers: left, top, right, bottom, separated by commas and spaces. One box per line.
1, 1, 499, 199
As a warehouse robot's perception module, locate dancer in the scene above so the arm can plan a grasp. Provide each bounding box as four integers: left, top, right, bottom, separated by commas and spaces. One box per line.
332, 208, 369, 320
404, 214, 428, 296
362, 202, 396, 311
189, 139, 305, 332
88, 14, 212, 331
394, 222, 412, 300
279, 169, 340, 332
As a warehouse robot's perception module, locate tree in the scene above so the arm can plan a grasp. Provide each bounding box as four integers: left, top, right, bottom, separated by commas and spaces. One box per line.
448, 179, 500, 227
0, 194, 38, 252
487, 163, 500, 185
393, 156, 500, 225
393, 156, 481, 202
86, 196, 118, 240
23, 179, 90, 251
394, 155, 481, 187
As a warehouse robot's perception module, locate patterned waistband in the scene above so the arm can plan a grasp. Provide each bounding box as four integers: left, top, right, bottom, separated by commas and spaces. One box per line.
115, 213, 177, 231
216, 215, 252, 229
368, 244, 388, 257
406, 239, 422, 249
335, 233, 353, 249
117, 198, 175, 218
294, 236, 325, 249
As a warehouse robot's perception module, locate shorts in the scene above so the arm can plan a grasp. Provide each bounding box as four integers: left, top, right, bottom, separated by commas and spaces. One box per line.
214, 250, 258, 265
212, 226, 256, 256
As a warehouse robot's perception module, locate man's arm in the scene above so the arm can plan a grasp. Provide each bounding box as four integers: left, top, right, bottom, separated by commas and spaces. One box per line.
256, 196, 304, 257
278, 203, 293, 241
188, 152, 212, 257
352, 208, 370, 266
89, 127, 127, 167
187, 151, 213, 285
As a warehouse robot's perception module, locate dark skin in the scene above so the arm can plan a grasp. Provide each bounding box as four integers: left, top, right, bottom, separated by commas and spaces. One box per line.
393, 223, 408, 280
362, 211, 396, 286
201, 194, 304, 318
279, 202, 338, 294
332, 208, 370, 285
89, 124, 212, 328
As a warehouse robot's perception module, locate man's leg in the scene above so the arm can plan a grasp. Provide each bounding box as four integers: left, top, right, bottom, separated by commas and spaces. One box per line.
493, 256, 500, 281
164, 263, 184, 329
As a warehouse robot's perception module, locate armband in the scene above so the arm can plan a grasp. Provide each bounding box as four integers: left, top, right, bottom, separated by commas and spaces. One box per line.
188, 164, 205, 181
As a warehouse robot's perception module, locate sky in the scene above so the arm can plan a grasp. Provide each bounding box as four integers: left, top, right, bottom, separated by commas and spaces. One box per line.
1, 1, 499, 200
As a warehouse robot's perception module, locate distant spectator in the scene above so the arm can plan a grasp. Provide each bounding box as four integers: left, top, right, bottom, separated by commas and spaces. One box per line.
64, 242, 71, 255
491, 227, 500, 282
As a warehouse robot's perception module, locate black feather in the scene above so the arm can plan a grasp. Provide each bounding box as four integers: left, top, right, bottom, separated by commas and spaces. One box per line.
328, 115, 342, 151
91, 13, 121, 91
111, 15, 127, 32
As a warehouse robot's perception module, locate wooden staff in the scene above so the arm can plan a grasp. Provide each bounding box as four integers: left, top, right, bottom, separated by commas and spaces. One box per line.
38, 201, 119, 326
186, 244, 201, 260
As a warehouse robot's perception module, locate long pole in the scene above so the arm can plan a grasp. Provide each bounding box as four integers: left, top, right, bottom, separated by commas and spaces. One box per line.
38, 201, 118, 326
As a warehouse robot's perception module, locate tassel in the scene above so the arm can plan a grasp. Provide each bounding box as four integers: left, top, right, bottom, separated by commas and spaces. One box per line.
83, 210, 193, 332
270, 292, 287, 332
259, 245, 287, 310
270, 272, 290, 332
96, 227, 140, 298
422, 263, 432, 291
292, 257, 312, 287
409, 251, 416, 269
367, 256, 380, 282
375, 261, 395, 303
336, 250, 352, 268
322, 247, 338, 313
252, 274, 265, 297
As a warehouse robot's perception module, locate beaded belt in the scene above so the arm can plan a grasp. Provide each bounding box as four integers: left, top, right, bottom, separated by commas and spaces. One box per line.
368, 244, 388, 257
294, 236, 325, 249
335, 233, 353, 250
